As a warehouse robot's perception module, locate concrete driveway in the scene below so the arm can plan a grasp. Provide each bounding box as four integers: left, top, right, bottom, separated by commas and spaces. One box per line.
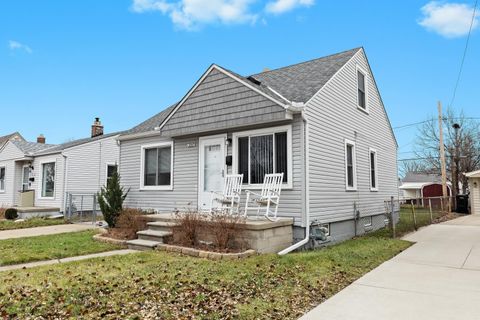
301, 215, 480, 320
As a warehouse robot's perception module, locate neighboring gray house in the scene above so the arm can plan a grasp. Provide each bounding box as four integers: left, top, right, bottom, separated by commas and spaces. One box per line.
0, 119, 122, 214
399, 171, 452, 200
118, 47, 398, 245
0, 132, 24, 149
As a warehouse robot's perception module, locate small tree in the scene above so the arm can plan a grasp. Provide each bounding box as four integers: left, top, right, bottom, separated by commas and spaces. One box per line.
98, 171, 129, 228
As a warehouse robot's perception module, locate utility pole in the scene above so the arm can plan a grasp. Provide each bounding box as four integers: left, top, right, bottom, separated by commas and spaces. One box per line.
438, 102, 449, 209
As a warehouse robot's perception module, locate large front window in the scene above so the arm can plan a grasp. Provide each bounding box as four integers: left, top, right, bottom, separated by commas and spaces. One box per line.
41, 162, 55, 198
235, 126, 290, 185
142, 143, 172, 188
0, 167, 5, 192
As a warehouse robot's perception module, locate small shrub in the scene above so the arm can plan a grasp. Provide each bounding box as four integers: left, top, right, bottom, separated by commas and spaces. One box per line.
207, 212, 247, 250
172, 210, 204, 246
5, 208, 18, 220
106, 208, 149, 240
98, 170, 129, 228
0, 206, 6, 219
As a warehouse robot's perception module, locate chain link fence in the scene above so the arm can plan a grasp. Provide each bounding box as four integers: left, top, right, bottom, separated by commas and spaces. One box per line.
65, 193, 102, 225
383, 196, 457, 238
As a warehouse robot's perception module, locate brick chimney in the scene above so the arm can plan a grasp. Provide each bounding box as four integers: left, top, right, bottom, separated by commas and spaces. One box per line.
91, 117, 104, 138
37, 134, 46, 144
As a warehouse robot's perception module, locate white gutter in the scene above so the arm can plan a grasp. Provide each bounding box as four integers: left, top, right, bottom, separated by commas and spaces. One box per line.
117, 127, 162, 142
278, 107, 310, 255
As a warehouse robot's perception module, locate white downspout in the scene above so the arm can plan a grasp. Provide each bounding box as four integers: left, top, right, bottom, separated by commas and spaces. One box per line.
278, 108, 310, 255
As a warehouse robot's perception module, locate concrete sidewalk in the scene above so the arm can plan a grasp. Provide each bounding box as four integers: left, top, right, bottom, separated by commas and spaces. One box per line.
0, 224, 96, 240
301, 215, 480, 320
0, 249, 137, 272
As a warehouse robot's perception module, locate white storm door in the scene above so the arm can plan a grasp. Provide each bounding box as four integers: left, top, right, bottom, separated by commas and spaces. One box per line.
198, 135, 226, 210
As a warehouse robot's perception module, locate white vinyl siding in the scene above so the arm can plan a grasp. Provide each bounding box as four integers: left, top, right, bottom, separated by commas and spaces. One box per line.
140, 142, 173, 190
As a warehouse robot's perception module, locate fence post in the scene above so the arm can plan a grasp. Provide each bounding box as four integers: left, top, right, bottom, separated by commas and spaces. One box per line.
68, 193, 72, 221
448, 196, 452, 213
411, 202, 418, 231
353, 201, 357, 237
390, 196, 396, 238
429, 198, 433, 223
440, 197, 444, 213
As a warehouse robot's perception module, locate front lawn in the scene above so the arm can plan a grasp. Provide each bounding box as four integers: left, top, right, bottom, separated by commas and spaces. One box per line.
0, 233, 411, 319
0, 217, 67, 231
0, 230, 120, 266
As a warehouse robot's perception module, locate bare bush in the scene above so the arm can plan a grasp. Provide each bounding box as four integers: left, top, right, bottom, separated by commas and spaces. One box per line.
207, 212, 247, 251
106, 208, 149, 240
0, 206, 6, 220
172, 210, 204, 246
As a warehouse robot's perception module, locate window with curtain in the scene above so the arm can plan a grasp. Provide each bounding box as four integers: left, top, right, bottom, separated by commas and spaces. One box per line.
357, 70, 366, 109
237, 131, 288, 184
144, 146, 172, 186
41, 162, 55, 197
0, 167, 5, 192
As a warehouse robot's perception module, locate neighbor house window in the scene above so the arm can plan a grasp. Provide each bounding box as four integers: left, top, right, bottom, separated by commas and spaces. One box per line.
357, 67, 367, 111
41, 162, 55, 198
106, 164, 118, 185
142, 142, 173, 189
234, 126, 291, 186
369, 148, 378, 191
0, 167, 5, 192
345, 140, 357, 190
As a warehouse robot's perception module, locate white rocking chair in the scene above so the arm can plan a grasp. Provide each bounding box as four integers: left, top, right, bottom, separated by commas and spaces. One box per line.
245, 173, 284, 221
209, 174, 244, 214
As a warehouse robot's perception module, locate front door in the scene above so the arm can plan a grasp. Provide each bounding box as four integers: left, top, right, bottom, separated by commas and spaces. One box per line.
198, 135, 226, 210
22, 165, 30, 191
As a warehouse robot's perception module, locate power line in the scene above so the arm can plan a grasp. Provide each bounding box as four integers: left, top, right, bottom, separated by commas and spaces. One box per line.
398, 157, 439, 162
393, 117, 480, 130
449, 0, 478, 108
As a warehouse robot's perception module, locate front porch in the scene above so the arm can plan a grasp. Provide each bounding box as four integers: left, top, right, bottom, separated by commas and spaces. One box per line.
128, 213, 295, 253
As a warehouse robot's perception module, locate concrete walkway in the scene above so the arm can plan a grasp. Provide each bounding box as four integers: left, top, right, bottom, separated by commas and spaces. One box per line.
301, 215, 480, 320
0, 249, 137, 272
0, 224, 96, 240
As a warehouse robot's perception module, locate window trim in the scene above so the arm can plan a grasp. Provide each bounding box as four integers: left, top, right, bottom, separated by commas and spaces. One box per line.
369, 148, 379, 191
0, 166, 5, 193
345, 139, 357, 191
320, 223, 330, 236
356, 65, 369, 114
364, 216, 373, 228
38, 160, 57, 200
232, 125, 293, 189
105, 162, 118, 185
139, 141, 174, 191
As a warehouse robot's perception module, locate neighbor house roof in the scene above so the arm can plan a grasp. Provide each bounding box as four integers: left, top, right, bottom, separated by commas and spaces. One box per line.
402, 172, 445, 184
11, 140, 56, 155
35, 131, 125, 156
465, 170, 480, 178
0, 132, 24, 149
126, 103, 178, 135
250, 47, 362, 103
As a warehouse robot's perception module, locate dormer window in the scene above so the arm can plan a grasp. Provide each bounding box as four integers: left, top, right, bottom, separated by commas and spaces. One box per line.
357, 67, 368, 112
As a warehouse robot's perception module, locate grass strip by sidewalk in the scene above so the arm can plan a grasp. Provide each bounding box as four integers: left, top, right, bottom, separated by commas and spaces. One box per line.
0, 217, 66, 231
0, 232, 411, 319
0, 230, 120, 266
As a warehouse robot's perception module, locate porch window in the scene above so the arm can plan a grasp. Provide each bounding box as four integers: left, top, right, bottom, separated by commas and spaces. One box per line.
369, 148, 378, 191
142, 143, 172, 188
235, 126, 291, 185
345, 140, 357, 190
0, 167, 5, 192
41, 162, 55, 198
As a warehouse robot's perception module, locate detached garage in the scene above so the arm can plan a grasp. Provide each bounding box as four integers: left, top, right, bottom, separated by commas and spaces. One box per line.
466, 171, 480, 215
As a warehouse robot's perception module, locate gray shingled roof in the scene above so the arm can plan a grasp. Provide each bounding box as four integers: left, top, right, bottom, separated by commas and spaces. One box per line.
126, 103, 177, 135
250, 47, 361, 103
0, 132, 23, 149
402, 172, 446, 184
35, 131, 125, 156
11, 140, 56, 155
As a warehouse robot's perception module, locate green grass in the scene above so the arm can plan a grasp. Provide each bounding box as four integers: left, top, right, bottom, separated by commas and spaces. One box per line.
0, 217, 67, 231
0, 233, 411, 319
0, 230, 120, 266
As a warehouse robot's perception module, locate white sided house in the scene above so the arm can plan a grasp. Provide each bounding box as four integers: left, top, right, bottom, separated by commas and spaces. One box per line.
0, 119, 121, 217
119, 48, 398, 250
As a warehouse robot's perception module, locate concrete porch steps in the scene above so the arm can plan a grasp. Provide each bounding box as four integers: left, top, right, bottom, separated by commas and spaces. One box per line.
147, 221, 178, 232
137, 229, 172, 242
126, 239, 161, 251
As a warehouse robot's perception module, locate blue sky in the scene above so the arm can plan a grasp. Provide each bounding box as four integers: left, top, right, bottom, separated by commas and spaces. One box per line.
1, 0, 479, 160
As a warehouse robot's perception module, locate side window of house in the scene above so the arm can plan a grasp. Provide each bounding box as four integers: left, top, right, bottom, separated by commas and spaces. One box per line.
106, 164, 118, 185
357, 69, 367, 110
41, 162, 56, 197
237, 131, 288, 184
0, 167, 5, 192
144, 145, 172, 187
369, 149, 378, 191
345, 140, 357, 190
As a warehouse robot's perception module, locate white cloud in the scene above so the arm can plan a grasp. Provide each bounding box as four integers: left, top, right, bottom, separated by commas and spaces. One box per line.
132, 0, 258, 30
265, 0, 314, 14
131, 0, 314, 29
8, 40, 32, 54
418, 1, 479, 38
